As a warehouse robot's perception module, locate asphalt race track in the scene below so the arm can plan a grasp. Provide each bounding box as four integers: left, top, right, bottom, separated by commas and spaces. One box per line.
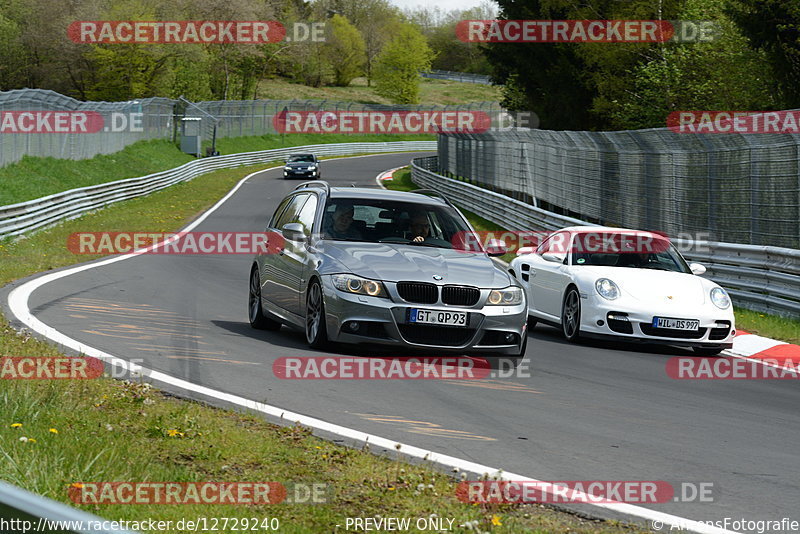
6, 152, 799, 530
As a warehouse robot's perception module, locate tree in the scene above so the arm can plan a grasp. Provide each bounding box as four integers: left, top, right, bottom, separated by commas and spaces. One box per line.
373, 23, 435, 104
323, 15, 366, 86
483, 0, 602, 130
313, 0, 403, 86
726, 0, 800, 107
0, 13, 28, 90
608, 0, 780, 129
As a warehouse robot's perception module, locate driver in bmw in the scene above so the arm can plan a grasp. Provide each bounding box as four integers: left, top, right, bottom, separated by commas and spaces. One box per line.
407, 211, 431, 243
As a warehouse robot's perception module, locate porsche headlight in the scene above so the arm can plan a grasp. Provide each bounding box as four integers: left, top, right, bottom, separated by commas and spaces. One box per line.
487, 287, 523, 306
332, 275, 387, 298
595, 278, 620, 300
710, 287, 731, 309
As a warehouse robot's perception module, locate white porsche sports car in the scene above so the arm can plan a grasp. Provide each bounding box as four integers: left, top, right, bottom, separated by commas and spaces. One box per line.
509, 226, 735, 355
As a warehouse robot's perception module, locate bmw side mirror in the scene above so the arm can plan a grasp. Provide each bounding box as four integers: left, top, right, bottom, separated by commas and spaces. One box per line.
485, 238, 508, 257
281, 222, 306, 242
689, 262, 707, 275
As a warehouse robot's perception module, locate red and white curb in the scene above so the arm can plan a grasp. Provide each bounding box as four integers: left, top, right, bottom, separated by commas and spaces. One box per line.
729, 330, 800, 370
375, 166, 405, 187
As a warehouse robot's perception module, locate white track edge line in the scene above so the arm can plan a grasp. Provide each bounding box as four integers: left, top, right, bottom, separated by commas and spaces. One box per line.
5, 158, 738, 534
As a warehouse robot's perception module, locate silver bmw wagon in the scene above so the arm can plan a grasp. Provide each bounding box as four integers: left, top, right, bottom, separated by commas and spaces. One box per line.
248, 181, 528, 357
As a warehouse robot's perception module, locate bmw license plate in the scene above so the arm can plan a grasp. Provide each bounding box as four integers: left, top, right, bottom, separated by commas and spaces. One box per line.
652, 317, 699, 330
409, 309, 468, 327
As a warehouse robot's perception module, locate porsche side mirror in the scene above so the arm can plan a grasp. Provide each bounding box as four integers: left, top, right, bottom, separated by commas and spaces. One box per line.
542, 252, 565, 263
689, 262, 707, 275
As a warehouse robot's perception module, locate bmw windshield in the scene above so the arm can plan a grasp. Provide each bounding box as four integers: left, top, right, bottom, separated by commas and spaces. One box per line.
320, 198, 474, 249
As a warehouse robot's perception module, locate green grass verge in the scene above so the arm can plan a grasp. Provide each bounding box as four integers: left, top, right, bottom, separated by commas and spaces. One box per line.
256, 77, 501, 106
734, 309, 800, 345
0, 163, 646, 532
389, 169, 800, 345
0, 134, 433, 207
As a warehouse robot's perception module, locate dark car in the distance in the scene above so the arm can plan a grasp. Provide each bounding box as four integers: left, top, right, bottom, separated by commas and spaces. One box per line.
283, 154, 320, 179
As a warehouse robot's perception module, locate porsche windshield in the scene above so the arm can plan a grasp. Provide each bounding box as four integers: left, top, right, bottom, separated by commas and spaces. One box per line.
569, 233, 691, 273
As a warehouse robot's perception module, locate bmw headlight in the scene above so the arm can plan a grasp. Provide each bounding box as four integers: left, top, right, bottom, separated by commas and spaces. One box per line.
308, 165, 317, 171
710, 287, 731, 309
487, 287, 523, 306
595, 278, 620, 300
284, 166, 292, 170
332, 275, 387, 298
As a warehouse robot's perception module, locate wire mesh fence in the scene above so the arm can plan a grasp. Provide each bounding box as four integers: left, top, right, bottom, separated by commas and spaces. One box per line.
438, 129, 800, 249
0, 88, 498, 166
421, 70, 492, 85
0, 89, 174, 166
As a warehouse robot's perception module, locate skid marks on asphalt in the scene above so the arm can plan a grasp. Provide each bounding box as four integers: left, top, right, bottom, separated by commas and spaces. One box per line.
352, 413, 495, 441
63, 297, 260, 366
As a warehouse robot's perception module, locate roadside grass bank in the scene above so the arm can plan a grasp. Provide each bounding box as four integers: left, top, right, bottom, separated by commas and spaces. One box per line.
389, 168, 800, 345
0, 162, 648, 533
0, 134, 433, 206
256, 76, 501, 106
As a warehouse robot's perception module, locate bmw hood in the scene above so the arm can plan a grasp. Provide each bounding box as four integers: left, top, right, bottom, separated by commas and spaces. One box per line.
286, 162, 313, 168
322, 243, 511, 288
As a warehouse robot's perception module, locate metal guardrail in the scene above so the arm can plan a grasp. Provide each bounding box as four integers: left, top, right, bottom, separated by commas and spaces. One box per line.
421, 70, 492, 85
0, 141, 436, 240
0, 481, 138, 533
411, 156, 800, 317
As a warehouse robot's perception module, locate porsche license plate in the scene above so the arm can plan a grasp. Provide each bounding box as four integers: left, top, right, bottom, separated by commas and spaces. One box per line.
652, 317, 699, 330
409, 309, 468, 327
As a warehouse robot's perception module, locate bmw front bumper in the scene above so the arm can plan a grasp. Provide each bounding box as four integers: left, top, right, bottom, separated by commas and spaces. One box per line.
320, 277, 528, 355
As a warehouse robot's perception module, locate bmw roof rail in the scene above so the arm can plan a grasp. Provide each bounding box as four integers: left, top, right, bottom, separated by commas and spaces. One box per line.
408, 188, 455, 208
294, 180, 330, 194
